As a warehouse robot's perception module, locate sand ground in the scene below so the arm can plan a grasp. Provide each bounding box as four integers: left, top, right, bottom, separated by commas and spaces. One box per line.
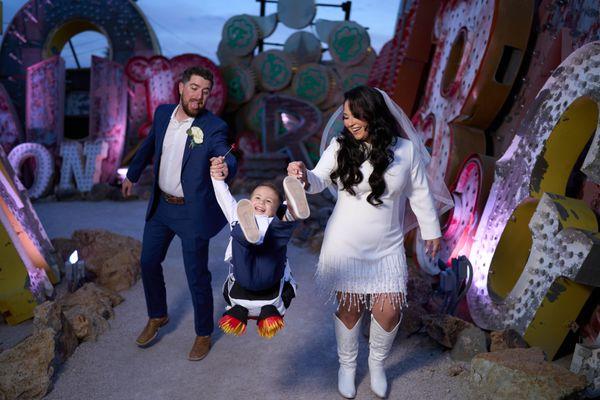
3, 199, 473, 399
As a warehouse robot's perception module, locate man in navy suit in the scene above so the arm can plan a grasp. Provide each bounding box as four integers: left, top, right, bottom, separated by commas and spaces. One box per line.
122, 66, 236, 361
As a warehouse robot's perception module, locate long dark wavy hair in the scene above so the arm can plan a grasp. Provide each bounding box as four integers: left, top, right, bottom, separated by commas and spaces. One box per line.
331, 86, 404, 206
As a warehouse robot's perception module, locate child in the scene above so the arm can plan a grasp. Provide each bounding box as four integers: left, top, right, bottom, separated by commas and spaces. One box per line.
211, 167, 309, 339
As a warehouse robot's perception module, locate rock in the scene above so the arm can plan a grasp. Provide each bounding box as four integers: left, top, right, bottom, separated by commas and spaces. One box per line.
72, 229, 141, 292
307, 231, 324, 253
58, 283, 124, 341
33, 301, 79, 364
451, 326, 488, 361
447, 363, 467, 377
125, 167, 154, 201
33, 301, 62, 334
108, 187, 126, 201
422, 314, 474, 348
68, 313, 94, 341
490, 329, 529, 352
400, 303, 427, 335
0, 328, 55, 399
470, 347, 587, 400
307, 220, 321, 232
136, 187, 152, 200
51, 237, 77, 266
55, 187, 84, 201
89, 183, 118, 201
406, 266, 434, 306
291, 221, 313, 243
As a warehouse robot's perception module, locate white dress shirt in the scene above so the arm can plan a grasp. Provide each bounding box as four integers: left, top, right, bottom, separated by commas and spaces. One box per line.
158, 105, 194, 197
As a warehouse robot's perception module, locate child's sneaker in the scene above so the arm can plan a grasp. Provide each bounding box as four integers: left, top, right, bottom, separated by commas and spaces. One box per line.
257, 305, 284, 339
236, 199, 260, 243
219, 305, 248, 336
283, 176, 310, 220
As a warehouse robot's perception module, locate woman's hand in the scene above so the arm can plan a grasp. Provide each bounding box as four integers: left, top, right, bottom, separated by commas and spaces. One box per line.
287, 161, 308, 187
424, 237, 441, 258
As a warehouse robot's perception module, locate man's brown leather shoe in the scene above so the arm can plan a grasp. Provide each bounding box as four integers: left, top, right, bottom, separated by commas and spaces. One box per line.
188, 335, 211, 361
135, 316, 169, 347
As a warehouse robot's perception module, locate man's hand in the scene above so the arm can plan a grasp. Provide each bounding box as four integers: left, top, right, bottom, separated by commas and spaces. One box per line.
424, 237, 441, 258
210, 156, 228, 180
121, 178, 134, 198
287, 161, 308, 187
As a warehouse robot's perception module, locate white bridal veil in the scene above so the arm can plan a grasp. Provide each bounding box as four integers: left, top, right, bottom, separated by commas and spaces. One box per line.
319, 87, 454, 233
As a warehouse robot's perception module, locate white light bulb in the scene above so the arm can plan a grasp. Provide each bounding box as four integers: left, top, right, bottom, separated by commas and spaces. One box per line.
69, 250, 79, 264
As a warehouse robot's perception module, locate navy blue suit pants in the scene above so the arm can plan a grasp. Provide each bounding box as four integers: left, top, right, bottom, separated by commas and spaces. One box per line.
140, 196, 213, 336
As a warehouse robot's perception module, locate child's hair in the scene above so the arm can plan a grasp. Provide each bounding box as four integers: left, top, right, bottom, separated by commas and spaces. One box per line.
251, 181, 282, 203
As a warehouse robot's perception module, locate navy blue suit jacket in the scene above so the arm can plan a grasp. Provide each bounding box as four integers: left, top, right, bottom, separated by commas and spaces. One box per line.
127, 104, 237, 239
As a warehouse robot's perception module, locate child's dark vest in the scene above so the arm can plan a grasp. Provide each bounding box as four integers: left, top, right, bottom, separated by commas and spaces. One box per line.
230, 218, 297, 291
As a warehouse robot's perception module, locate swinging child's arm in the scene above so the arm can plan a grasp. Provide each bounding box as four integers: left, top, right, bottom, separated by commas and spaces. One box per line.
211, 177, 238, 225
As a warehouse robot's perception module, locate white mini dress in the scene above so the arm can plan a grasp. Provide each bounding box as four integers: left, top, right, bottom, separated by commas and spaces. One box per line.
307, 138, 441, 309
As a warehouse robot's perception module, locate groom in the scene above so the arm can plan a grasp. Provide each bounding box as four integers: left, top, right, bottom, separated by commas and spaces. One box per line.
122, 66, 236, 361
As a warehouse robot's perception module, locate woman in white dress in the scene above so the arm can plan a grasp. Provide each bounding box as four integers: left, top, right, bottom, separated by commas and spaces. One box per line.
288, 86, 448, 399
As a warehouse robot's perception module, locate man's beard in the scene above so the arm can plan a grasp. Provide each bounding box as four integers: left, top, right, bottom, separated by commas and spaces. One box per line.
181, 98, 203, 117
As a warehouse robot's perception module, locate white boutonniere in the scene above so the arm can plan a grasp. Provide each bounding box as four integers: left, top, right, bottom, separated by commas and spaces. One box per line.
186, 126, 204, 148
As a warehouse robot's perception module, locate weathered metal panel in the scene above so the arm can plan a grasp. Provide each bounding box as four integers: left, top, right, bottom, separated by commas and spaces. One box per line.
0, 83, 23, 153
25, 55, 65, 153
89, 56, 127, 183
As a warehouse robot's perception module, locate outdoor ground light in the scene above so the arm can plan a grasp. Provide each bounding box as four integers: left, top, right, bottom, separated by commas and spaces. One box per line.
65, 250, 86, 292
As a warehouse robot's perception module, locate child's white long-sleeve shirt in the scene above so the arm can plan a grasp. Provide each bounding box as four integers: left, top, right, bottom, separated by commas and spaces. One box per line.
211, 178, 273, 262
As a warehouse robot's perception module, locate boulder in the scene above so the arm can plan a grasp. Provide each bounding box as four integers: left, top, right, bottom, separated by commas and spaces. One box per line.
33, 301, 78, 363
291, 221, 314, 243
307, 231, 324, 253
399, 265, 435, 335
0, 284, 125, 400
33, 301, 62, 333
126, 165, 154, 201
470, 347, 587, 399
451, 326, 488, 361
0, 328, 55, 399
490, 329, 529, 352
55, 187, 84, 201
422, 314, 474, 348
447, 363, 467, 377
72, 229, 141, 292
406, 267, 434, 306
132, 186, 152, 200
51, 237, 77, 266
400, 303, 427, 335
59, 283, 123, 342
89, 183, 118, 201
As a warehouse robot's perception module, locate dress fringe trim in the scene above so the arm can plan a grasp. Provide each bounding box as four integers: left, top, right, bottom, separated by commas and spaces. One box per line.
314, 252, 409, 311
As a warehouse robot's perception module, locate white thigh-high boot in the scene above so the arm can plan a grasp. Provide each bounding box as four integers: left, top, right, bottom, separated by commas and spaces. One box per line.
368, 315, 400, 398
334, 313, 363, 398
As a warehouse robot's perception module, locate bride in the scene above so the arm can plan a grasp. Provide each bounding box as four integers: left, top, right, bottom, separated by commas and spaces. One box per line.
288, 85, 452, 398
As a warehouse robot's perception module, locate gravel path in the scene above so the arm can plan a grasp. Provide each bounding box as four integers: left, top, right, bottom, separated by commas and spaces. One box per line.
24, 200, 472, 400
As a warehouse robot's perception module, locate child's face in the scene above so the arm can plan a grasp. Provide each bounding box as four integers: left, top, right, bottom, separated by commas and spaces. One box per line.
250, 186, 280, 217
